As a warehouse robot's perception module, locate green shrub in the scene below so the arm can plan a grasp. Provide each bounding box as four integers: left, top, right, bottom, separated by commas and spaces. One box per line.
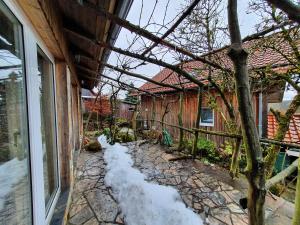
184, 139, 194, 152
197, 138, 220, 162
103, 128, 111, 138
239, 151, 247, 171
116, 118, 130, 127
94, 130, 101, 137
269, 183, 284, 196
0, 147, 11, 162
224, 141, 233, 156
182, 138, 193, 151
118, 132, 135, 143
85, 140, 102, 152
142, 129, 160, 140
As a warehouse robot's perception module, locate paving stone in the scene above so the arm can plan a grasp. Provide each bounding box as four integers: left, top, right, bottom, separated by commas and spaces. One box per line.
86, 190, 119, 222
231, 214, 248, 225
206, 215, 227, 225
69, 196, 88, 218
225, 190, 244, 204
68, 206, 94, 225
67, 144, 254, 225
210, 208, 232, 225
227, 203, 244, 214
83, 217, 99, 225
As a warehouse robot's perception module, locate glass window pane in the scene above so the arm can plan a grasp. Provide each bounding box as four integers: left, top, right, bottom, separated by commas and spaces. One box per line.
37, 48, 59, 212
201, 108, 213, 124
0, 1, 32, 224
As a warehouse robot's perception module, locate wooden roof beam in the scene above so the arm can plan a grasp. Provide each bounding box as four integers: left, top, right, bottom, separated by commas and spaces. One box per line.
77, 65, 161, 98
101, 63, 184, 92
77, 1, 231, 73
99, 43, 205, 87
63, 27, 205, 87
76, 62, 183, 92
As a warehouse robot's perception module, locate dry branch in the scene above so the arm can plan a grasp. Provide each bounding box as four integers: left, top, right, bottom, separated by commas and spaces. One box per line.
65, 28, 206, 88
266, 0, 300, 23
78, 1, 230, 73
103, 63, 183, 91
99, 43, 205, 87
141, 0, 201, 56
77, 65, 161, 98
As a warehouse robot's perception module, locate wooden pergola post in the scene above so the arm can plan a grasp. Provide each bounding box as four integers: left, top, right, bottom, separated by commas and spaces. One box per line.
151, 96, 156, 129
132, 104, 138, 141
192, 87, 203, 157
178, 92, 184, 150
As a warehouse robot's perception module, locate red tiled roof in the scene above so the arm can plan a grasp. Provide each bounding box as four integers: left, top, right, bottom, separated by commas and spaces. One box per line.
139, 35, 294, 94
268, 114, 300, 144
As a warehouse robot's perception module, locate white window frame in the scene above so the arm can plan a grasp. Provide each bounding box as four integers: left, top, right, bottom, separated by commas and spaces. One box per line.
200, 107, 214, 127
2, 1, 61, 224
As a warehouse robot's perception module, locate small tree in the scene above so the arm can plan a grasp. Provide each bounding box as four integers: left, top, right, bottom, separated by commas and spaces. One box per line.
124, 82, 138, 104
228, 0, 266, 224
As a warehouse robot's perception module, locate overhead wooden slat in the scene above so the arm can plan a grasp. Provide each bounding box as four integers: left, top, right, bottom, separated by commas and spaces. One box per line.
78, 56, 99, 71
65, 30, 98, 58
58, 0, 97, 36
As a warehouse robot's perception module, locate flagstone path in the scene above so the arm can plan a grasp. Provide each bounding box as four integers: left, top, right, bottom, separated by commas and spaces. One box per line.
67, 141, 293, 225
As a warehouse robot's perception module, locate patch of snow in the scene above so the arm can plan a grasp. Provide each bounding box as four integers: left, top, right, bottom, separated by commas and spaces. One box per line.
0, 158, 28, 210
119, 127, 134, 136
98, 135, 203, 225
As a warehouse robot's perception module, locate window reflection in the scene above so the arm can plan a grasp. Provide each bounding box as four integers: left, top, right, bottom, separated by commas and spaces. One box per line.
0, 1, 32, 224
200, 108, 214, 126
37, 48, 59, 212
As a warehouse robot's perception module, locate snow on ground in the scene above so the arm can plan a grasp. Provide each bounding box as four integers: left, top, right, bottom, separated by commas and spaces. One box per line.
98, 135, 203, 225
0, 158, 27, 210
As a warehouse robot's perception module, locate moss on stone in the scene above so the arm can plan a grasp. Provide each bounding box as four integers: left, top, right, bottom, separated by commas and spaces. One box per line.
85, 140, 102, 152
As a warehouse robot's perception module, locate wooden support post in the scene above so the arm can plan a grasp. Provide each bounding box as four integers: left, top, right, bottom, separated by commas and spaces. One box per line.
151, 96, 156, 129
266, 158, 299, 189
178, 92, 184, 150
132, 104, 138, 141
192, 87, 203, 157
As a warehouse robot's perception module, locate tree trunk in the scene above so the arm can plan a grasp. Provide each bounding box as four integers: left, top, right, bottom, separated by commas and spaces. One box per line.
192, 87, 203, 157
178, 92, 184, 150
265, 93, 300, 177
227, 1, 266, 224
230, 137, 242, 178
293, 158, 300, 225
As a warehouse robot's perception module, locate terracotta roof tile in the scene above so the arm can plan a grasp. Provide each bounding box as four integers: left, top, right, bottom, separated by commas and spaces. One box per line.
139, 34, 294, 94
267, 114, 300, 144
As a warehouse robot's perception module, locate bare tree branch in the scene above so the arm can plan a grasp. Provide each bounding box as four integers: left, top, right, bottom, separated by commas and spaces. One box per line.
141, 0, 202, 56
76, 1, 230, 73
102, 63, 183, 91
266, 0, 300, 23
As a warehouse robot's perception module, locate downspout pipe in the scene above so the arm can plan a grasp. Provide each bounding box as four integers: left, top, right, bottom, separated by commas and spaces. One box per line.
258, 92, 263, 137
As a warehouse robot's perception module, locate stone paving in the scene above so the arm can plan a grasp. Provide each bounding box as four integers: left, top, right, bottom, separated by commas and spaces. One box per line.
67, 141, 293, 225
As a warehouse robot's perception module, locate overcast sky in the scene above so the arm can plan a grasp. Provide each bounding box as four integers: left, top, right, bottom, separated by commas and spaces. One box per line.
102, 0, 295, 100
